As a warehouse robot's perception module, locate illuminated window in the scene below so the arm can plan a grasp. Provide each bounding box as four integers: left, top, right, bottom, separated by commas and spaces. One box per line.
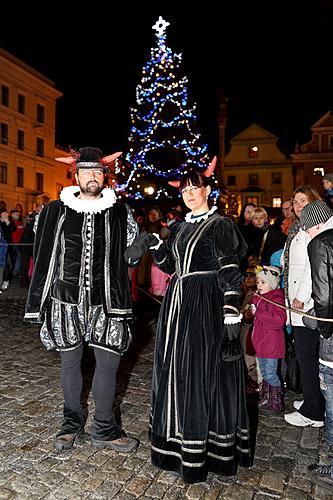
272, 197, 282, 208
248, 146, 258, 158
246, 197, 258, 205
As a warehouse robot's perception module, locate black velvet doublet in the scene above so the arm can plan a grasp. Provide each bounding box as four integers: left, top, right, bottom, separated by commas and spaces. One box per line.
149, 212, 252, 483
25, 200, 133, 322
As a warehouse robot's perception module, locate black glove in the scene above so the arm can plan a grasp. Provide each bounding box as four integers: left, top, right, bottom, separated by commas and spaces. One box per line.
224, 321, 241, 341
124, 231, 160, 263
302, 308, 318, 330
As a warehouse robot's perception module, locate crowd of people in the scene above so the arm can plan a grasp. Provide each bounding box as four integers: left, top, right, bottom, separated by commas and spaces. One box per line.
8, 147, 332, 490
0, 206, 42, 292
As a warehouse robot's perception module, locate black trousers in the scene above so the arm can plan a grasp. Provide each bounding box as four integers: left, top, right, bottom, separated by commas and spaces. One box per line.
59, 344, 121, 423
293, 325, 325, 421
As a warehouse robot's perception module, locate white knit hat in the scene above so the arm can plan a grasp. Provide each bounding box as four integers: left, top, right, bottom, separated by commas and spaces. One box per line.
300, 200, 333, 231
257, 265, 280, 290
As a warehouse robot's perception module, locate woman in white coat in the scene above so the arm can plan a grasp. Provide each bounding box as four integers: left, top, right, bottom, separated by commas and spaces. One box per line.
283, 185, 325, 426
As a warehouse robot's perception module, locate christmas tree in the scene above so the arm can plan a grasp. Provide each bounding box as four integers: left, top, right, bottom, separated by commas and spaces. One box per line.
116, 16, 213, 201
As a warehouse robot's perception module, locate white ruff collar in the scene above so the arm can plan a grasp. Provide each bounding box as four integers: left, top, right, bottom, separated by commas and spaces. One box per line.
185, 205, 218, 223
60, 186, 117, 214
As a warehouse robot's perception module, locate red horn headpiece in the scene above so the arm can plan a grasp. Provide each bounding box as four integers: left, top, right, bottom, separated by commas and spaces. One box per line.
168, 156, 217, 188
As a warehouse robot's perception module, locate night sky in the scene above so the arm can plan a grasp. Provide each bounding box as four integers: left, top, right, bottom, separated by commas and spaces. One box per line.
1, 3, 333, 157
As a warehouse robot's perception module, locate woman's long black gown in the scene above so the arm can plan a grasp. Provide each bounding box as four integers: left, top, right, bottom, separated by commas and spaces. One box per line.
149, 210, 252, 483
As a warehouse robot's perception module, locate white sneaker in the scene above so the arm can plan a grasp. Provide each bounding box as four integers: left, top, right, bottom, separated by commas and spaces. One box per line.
1, 281, 9, 290
284, 411, 324, 427
293, 400, 304, 410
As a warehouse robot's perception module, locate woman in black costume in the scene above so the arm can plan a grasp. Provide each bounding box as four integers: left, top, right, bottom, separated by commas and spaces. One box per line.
126, 167, 253, 483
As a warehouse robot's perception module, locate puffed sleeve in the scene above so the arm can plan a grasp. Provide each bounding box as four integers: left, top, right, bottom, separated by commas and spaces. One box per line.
214, 217, 248, 317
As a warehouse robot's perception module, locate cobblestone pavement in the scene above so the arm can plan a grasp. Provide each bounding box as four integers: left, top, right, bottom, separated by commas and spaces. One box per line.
0, 280, 332, 499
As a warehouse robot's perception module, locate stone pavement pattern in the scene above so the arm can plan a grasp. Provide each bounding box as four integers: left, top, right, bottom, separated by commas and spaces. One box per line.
0, 281, 332, 499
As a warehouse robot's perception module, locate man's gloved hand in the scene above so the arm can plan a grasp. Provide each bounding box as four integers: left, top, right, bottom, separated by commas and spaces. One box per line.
124, 231, 160, 263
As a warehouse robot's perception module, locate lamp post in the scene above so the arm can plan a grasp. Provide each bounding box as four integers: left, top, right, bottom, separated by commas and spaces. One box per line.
217, 89, 228, 189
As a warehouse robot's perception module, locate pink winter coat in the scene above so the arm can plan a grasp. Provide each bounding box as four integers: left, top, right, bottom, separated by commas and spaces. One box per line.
251, 288, 286, 358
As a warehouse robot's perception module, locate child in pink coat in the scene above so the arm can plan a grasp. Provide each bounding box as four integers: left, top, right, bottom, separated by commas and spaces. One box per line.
250, 265, 286, 413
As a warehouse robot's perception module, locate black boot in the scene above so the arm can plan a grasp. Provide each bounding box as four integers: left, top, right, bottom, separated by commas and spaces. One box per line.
54, 406, 85, 451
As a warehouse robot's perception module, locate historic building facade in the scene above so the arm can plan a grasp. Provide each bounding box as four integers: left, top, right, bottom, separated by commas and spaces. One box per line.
292, 111, 333, 194
0, 48, 68, 214
223, 124, 294, 215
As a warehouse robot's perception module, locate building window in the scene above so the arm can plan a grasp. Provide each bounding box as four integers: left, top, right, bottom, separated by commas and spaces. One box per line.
17, 167, 24, 187
18, 94, 25, 114
272, 197, 282, 208
272, 173, 281, 184
37, 104, 45, 123
0, 123, 8, 144
246, 196, 258, 205
17, 130, 24, 150
0, 162, 8, 184
36, 138, 44, 157
248, 146, 258, 158
1, 85, 9, 106
227, 175, 236, 186
249, 174, 258, 185
36, 172, 44, 192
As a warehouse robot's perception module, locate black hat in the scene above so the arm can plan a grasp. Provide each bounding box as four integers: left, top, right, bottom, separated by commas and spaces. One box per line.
300, 200, 333, 230
55, 148, 122, 173
76, 147, 104, 169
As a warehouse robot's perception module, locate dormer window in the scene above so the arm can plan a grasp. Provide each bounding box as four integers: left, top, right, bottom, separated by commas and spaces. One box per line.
248, 146, 258, 158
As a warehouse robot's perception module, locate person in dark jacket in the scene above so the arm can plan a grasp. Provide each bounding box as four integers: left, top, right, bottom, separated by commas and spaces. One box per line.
300, 200, 333, 490
24, 147, 139, 454
245, 206, 287, 267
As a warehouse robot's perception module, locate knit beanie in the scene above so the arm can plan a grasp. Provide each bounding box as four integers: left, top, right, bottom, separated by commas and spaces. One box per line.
323, 173, 333, 184
257, 265, 280, 290
300, 200, 333, 231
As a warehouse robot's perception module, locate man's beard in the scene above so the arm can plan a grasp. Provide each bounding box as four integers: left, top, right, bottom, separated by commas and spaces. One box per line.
78, 180, 104, 197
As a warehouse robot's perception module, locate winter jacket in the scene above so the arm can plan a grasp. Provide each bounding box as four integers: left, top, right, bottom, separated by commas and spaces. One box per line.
251, 288, 286, 358
0, 225, 8, 268
307, 217, 333, 362
283, 229, 314, 326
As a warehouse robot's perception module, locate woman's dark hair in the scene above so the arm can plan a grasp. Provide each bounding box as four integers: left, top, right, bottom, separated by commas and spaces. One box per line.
238, 203, 256, 226
179, 170, 212, 192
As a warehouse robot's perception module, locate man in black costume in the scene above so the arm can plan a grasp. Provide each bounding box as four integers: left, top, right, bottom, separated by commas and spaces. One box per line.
25, 147, 139, 452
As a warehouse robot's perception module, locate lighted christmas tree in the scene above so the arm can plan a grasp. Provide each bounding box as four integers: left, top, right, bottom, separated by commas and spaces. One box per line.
116, 16, 212, 200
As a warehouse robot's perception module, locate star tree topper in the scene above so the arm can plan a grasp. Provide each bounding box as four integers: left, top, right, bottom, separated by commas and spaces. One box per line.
152, 16, 170, 37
